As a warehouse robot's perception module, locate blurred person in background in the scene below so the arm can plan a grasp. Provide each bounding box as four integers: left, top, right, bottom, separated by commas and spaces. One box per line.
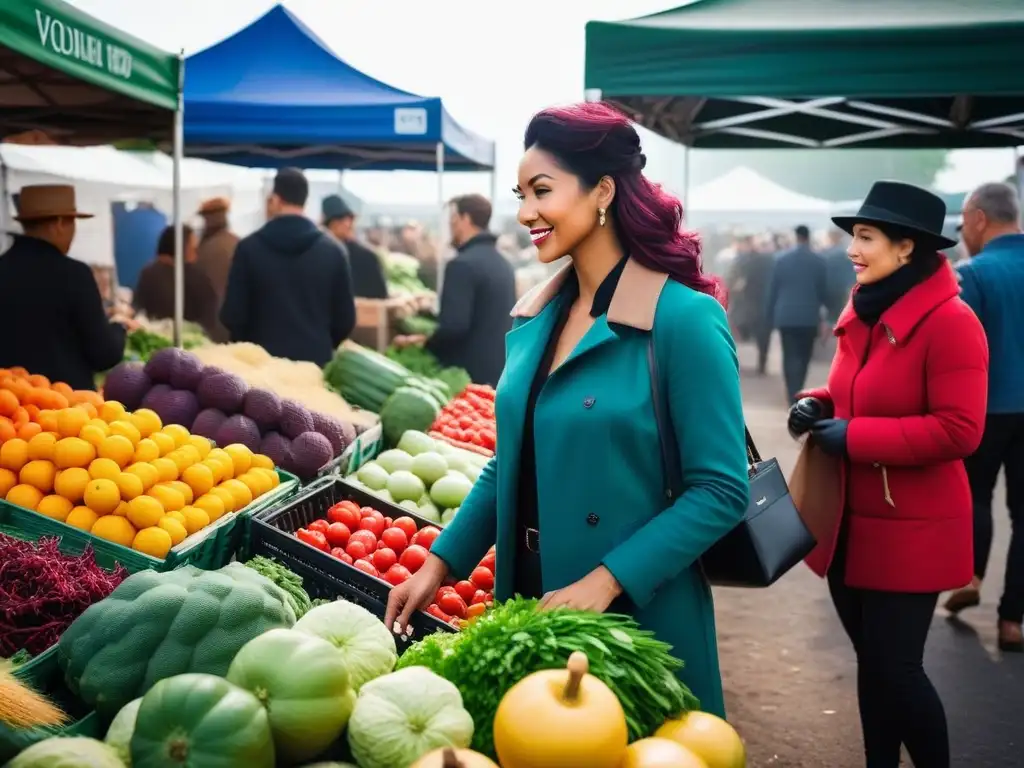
322, 195, 389, 300
726, 234, 774, 375
822, 228, 855, 322
945, 181, 1024, 652
220, 168, 355, 366
133, 224, 226, 341
393, 194, 515, 386
195, 197, 239, 304
0, 184, 129, 389
764, 224, 828, 403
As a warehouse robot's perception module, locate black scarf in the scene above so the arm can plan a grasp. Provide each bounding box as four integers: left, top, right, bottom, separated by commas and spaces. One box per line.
851, 257, 937, 326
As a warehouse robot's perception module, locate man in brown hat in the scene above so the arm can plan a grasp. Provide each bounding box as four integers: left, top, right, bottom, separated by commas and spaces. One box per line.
0, 184, 128, 390
195, 196, 238, 304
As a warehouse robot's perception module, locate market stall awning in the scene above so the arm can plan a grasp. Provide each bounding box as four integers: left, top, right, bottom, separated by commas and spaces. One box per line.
0, 0, 179, 143
690, 167, 833, 212
584, 0, 1024, 150
183, 4, 495, 171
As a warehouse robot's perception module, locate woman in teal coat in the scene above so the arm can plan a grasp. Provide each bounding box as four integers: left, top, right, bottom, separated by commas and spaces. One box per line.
386, 102, 749, 717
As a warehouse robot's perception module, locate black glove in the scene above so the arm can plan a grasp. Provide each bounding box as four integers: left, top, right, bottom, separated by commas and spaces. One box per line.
810, 418, 849, 457
788, 397, 826, 439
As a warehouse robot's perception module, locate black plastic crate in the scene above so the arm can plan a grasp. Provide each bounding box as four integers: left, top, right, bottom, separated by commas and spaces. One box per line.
248, 476, 454, 649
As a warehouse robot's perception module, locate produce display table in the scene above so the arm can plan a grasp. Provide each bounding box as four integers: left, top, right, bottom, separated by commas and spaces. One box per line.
352, 294, 435, 352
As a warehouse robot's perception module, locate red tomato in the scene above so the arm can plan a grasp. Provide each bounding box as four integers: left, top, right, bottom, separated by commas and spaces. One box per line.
330, 547, 346, 559
453, 580, 477, 603
349, 529, 378, 552
437, 585, 457, 597
328, 501, 361, 529
384, 517, 393, 528
325, 522, 351, 548
360, 506, 380, 519
352, 558, 378, 578
346, 540, 369, 560
308, 519, 330, 535
426, 603, 451, 623
358, 515, 386, 538
478, 552, 496, 572
484, 592, 493, 603
296, 528, 329, 552
438, 592, 468, 619
466, 602, 487, 619
380, 527, 409, 554
372, 547, 398, 573
399, 544, 429, 573
471, 590, 489, 605
470, 567, 495, 591
384, 564, 412, 586
412, 526, 441, 550
334, 549, 354, 564
392, 516, 418, 540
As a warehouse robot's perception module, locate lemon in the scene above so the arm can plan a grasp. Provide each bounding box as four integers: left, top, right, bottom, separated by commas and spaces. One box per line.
149, 431, 176, 456
90, 515, 136, 547
5, 483, 43, 510
126, 495, 164, 529
79, 423, 109, 449
114, 500, 130, 517
182, 462, 214, 497
132, 438, 161, 464
222, 444, 253, 476
115, 472, 145, 501
65, 506, 99, 531
157, 516, 188, 546
109, 419, 142, 446
36, 494, 73, 521
88, 457, 123, 481
209, 486, 237, 514
151, 456, 179, 483
177, 444, 201, 466
254, 467, 280, 488
161, 423, 190, 448
125, 462, 159, 490
179, 505, 210, 535
187, 435, 213, 458
132, 526, 172, 559
250, 453, 274, 471
236, 471, 270, 498
56, 407, 89, 439
84, 478, 120, 515
98, 435, 134, 468
129, 408, 162, 438
193, 493, 226, 522
166, 510, 187, 526
219, 478, 253, 511
20, 459, 56, 493
54, 467, 91, 503
167, 480, 194, 505
207, 449, 235, 480
99, 400, 127, 423
150, 484, 185, 513
0, 438, 30, 472
26, 432, 58, 462
53, 437, 95, 470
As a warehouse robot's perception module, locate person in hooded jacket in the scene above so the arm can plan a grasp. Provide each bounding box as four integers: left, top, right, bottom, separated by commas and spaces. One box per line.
220, 168, 356, 365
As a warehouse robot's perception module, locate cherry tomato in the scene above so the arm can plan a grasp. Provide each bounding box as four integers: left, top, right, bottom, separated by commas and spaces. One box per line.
345, 540, 369, 560
437, 585, 457, 597
332, 548, 353, 564
308, 519, 330, 535
360, 506, 380, 519
392, 516, 418, 540
412, 526, 441, 550
330, 547, 346, 559
384, 517, 393, 528
453, 580, 477, 604
372, 547, 398, 573
328, 501, 361, 529
438, 592, 468, 619
399, 544, 429, 573
479, 551, 496, 572
471, 589, 489, 605
470, 566, 494, 591
426, 604, 451, 623
352, 558, 379, 578
296, 528, 329, 552
325, 522, 351, 548
349, 529, 378, 552
466, 602, 487, 619
384, 564, 412, 586
359, 515, 386, 538
380, 527, 409, 554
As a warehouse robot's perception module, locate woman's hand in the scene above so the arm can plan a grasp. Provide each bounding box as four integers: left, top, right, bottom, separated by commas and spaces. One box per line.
539, 565, 623, 613
384, 553, 449, 637
788, 397, 826, 439
811, 418, 849, 457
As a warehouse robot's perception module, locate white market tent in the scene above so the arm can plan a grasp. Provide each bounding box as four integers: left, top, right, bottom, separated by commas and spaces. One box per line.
689, 167, 833, 213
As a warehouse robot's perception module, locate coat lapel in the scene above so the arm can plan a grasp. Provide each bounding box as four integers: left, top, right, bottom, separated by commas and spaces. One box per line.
553, 314, 619, 375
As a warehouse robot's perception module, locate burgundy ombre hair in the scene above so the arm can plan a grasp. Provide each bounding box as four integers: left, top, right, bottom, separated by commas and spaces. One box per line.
524, 102, 724, 303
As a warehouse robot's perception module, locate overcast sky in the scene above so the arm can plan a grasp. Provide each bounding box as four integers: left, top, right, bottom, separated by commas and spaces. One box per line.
66, 0, 1019, 204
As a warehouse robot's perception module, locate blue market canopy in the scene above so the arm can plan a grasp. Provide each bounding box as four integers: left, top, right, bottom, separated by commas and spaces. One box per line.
182, 4, 494, 171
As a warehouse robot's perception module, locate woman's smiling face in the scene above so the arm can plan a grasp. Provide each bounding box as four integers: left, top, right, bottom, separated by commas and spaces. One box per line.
848, 223, 914, 284
515, 146, 605, 263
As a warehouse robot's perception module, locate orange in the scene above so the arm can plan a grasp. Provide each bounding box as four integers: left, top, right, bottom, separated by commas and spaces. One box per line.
132, 438, 160, 464
99, 400, 126, 423
181, 462, 214, 497
114, 500, 130, 517
36, 494, 73, 522
6, 483, 43, 510
98, 435, 134, 468
0, 389, 18, 418
149, 484, 185, 513
65, 506, 99, 531
151, 456, 179, 483
254, 467, 280, 489
132, 526, 172, 559
149, 431, 175, 457
83, 478, 120, 515
0, 438, 30, 472
130, 409, 162, 439
75, 401, 98, 420
79, 423, 109, 448
160, 423, 190, 448
206, 449, 234, 479
222, 444, 253, 476
236, 471, 270, 498
52, 381, 73, 398
193, 493, 225, 522
26, 374, 50, 389
16, 422, 42, 440
176, 444, 202, 466
166, 509, 187, 526
108, 420, 141, 446
219, 478, 253, 511
126, 495, 164, 529
187, 435, 213, 458
54, 437, 96, 470
115, 471, 145, 501
157, 515, 188, 546
167, 480, 194, 505
90, 515, 135, 547
0, 417, 16, 444
209, 486, 237, 514
56, 408, 89, 439
20, 459, 56, 493
0, 468, 17, 498
202, 457, 226, 484
37, 409, 59, 434
26, 432, 58, 462
88, 457, 123, 481
54, 467, 91, 503
179, 505, 210, 535
125, 462, 159, 491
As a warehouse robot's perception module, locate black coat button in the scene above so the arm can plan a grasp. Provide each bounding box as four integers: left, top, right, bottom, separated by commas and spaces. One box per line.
586, 513, 600, 526
583, 397, 595, 408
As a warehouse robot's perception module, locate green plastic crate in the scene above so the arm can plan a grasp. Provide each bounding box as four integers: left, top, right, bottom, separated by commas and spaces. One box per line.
316, 424, 383, 481
0, 468, 298, 572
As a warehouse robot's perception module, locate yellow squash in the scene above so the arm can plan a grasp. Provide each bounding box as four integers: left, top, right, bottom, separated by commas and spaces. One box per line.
620, 737, 709, 768
411, 746, 499, 768
655, 711, 746, 768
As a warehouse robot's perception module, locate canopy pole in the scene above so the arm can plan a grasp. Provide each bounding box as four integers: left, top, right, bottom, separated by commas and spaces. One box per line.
172, 52, 186, 347
489, 168, 498, 220
435, 141, 446, 305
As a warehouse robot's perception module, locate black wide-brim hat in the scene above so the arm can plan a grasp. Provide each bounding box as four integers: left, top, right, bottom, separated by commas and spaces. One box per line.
832, 180, 957, 250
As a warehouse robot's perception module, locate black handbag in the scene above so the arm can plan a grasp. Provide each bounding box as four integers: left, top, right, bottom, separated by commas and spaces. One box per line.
647, 338, 815, 588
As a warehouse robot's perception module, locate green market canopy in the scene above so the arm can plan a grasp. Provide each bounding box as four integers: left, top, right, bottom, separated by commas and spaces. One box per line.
0, 0, 179, 143
584, 0, 1024, 149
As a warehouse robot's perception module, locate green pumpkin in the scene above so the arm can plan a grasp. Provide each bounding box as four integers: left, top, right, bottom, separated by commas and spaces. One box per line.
58, 564, 296, 718
6, 736, 123, 768
130, 673, 274, 768
226, 629, 356, 764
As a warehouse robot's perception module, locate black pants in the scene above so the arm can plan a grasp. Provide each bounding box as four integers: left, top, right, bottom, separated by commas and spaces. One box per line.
965, 412, 1024, 623
779, 326, 818, 403
755, 325, 772, 374
828, 538, 948, 768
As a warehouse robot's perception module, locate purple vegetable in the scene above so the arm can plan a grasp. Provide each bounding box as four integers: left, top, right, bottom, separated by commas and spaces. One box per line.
260, 431, 292, 470
192, 408, 227, 440
168, 352, 205, 391
215, 414, 262, 453
102, 363, 152, 410
144, 347, 187, 384
311, 411, 354, 457
278, 399, 314, 439
141, 384, 172, 411
243, 389, 283, 433
196, 372, 248, 414
290, 431, 334, 479
146, 388, 199, 429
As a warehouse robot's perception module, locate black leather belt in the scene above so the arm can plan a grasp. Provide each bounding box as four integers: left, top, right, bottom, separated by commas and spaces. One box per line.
522, 527, 540, 554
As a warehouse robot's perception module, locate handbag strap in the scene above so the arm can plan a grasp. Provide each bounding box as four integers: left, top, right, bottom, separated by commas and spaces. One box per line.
646, 335, 760, 503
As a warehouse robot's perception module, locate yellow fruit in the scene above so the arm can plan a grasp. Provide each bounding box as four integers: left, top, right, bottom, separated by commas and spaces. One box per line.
0, 468, 17, 499
79, 423, 109, 448
150, 456, 178, 483
182, 463, 215, 497
88, 457, 123, 481
130, 409, 162, 438
201, 458, 225, 484
54, 467, 91, 502
20, 460, 56, 493
207, 449, 234, 478
150, 484, 185, 513
0, 438, 30, 472
126, 495, 164, 529
187, 435, 212, 458
179, 505, 210, 535
132, 438, 161, 464
6, 483, 44, 510
125, 462, 159, 491
84, 478, 120, 515
236, 471, 270, 498
166, 510, 187, 526
114, 501, 130, 517
193, 493, 226, 522
26, 432, 58, 462
108, 420, 142, 445
56, 407, 89, 439
132, 526, 172, 558
36, 494, 73, 521
37, 410, 58, 434
219, 478, 253, 510
250, 453, 274, 471
619, 739, 707, 768
99, 400, 127, 423
149, 431, 176, 456
54, 437, 96, 470
90, 514, 136, 547
161, 423, 190, 448
254, 467, 280, 488
65, 506, 99, 531
115, 472, 145, 501
98, 435, 134, 468
654, 712, 745, 768
157, 516, 188, 546
167, 480, 194, 505
177, 444, 201, 466
164, 450, 191, 473
209, 486, 237, 514
222, 444, 253, 476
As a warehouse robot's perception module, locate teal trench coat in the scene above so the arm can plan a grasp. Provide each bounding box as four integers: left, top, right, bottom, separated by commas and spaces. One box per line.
430, 257, 749, 717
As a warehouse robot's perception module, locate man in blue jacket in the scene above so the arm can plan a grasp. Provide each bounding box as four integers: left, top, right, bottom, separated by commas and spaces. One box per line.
946, 181, 1024, 653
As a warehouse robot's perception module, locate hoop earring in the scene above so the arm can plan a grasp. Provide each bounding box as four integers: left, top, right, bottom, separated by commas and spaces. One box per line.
598, 208, 606, 227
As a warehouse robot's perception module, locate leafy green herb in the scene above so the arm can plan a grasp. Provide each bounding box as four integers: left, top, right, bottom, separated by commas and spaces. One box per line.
243, 556, 313, 618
